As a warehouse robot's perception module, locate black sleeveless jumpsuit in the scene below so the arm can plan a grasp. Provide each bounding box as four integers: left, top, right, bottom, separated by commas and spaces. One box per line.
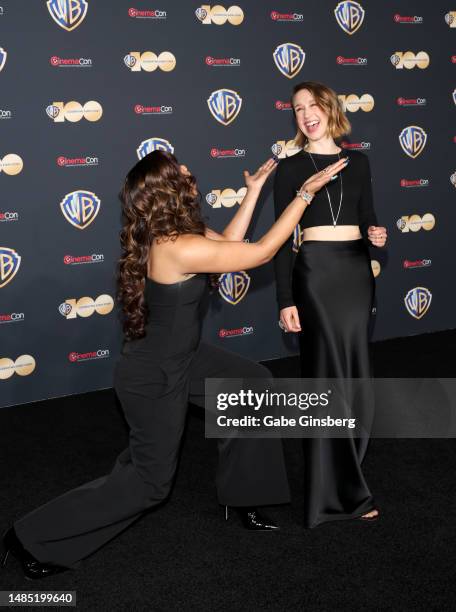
14, 274, 290, 568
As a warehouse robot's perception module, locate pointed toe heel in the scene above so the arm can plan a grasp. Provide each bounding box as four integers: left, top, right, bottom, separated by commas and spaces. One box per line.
224, 506, 280, 531
2, 527, 68, 580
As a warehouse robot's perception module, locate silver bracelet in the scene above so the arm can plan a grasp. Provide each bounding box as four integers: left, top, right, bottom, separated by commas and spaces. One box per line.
296, 189, 314, 204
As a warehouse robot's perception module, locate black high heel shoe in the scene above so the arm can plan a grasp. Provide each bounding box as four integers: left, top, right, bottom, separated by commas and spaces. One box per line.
2, 527, 68, 580
224, 506, 280, 531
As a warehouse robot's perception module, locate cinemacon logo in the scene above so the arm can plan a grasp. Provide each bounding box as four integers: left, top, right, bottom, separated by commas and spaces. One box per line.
275, 101, 292, 111
128, 8, 167, 19
64, 254, 104, 265
57, 156, 98, 167
403, 259, 431, 269
68, 350, 110, 363
134, 104, 173, 115
210, 148, 245, 159
205, 56, 241, 66
337, 56, 368, 65
50, 56, 92, 67
270, 11, 303, 21
340, 141, 371, 151
219, 326, 253, 338
397, 97, 426, 106
400, 179, 429, 188
394, 14, 423, 24
0, 312, 24, 323
0, 211, 19, 222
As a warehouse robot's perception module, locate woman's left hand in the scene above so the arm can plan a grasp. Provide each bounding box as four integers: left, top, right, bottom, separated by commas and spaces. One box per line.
243, 158, 278, 191
368, 226, 387, 247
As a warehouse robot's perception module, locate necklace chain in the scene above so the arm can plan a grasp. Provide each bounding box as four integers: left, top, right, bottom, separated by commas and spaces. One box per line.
307, 151, 343, 227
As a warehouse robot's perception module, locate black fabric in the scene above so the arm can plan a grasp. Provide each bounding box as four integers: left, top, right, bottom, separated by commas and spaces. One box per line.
13, 275, 290, 568
273, 150, 378, 310
2, 330, 456, 608
293, 239, 376, 527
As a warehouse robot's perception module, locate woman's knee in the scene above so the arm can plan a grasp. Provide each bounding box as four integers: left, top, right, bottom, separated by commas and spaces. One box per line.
142, 479, 173, 508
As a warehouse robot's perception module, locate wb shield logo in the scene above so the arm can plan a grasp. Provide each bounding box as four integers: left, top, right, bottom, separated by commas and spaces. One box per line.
207, 89, 242, 126
334, 1, 365, 35
47, 0, 88, 31
218, 271, 250, 305
137, 138, 174, 159
404, 287, 432, 320
0, 247, 21, 288
0, 47, 7, 72
124, 54, 137, 69
273, 44, 305, 79
195, 8, 207, 21
399, 126, 427, 158
46, 105, 60, 120
60, 190, 101, 229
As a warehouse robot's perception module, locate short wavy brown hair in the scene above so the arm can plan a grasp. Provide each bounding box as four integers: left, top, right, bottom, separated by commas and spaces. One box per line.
291, 81, 351, 148
118, 150, 206, 340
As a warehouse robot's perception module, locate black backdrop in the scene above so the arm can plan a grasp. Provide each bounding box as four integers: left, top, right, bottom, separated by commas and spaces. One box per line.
1, 1, 455, 407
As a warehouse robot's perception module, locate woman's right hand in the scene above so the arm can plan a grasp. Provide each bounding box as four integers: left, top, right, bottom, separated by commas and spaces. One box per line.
279, 306, 301, 333
243, 158, 278, 192
302, 157, 349, 196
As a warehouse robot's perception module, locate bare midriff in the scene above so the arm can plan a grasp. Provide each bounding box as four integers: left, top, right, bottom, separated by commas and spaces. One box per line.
302, 225, 362, 241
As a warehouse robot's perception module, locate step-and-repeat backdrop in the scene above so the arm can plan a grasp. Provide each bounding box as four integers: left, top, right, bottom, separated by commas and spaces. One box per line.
1, 1, 455, 407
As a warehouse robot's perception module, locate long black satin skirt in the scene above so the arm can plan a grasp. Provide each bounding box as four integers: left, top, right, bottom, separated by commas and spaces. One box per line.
293, 239, 376, 528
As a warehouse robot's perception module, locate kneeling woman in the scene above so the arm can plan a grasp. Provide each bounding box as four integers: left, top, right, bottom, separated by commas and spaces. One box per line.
274, 81, 387, 528
3, 150, 347, 578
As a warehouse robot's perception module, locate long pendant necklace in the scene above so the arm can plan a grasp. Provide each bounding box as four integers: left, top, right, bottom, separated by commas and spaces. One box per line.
307, 151, 343, 227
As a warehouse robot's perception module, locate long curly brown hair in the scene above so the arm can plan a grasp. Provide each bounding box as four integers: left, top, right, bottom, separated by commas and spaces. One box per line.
118, 150, 207, 340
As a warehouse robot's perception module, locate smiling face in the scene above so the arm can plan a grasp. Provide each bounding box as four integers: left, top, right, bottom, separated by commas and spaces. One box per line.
292, 88, 329, 145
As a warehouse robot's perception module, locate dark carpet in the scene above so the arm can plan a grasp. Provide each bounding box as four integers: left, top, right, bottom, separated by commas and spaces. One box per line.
1, 330, 456, 611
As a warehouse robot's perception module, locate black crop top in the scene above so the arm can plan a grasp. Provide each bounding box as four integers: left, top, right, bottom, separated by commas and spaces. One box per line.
273, 149, 378, 310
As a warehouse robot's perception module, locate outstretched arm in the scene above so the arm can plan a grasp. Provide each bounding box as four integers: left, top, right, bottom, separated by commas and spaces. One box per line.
177, 157, 349, 274
206, 159, 277, 242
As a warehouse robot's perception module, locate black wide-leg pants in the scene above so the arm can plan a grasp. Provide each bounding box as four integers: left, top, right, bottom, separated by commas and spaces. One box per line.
14, 342, 290, 568
293, 239, 376, 528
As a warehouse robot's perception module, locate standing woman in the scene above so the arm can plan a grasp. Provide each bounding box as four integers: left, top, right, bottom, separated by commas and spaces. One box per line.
273, 81, 387, 528
3, 150, 347, 578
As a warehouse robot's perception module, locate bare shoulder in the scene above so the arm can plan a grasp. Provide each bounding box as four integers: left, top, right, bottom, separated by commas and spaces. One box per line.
171, 233, 213, 260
